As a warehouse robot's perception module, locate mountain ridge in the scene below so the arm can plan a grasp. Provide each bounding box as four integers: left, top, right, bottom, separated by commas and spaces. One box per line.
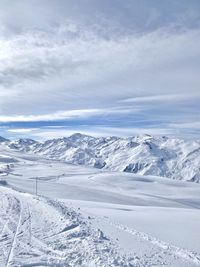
1, 133, 200, 182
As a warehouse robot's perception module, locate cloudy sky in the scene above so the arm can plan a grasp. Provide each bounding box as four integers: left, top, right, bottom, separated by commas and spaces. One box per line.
0, 0, 200, 140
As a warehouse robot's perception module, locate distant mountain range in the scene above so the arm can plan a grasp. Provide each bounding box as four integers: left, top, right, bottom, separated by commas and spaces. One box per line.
1, 133, 200, 182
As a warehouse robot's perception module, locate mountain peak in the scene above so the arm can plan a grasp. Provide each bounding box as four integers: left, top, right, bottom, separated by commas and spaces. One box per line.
71, 133, 92, 137
68, 133, 95, 140
0, 136, 9, 143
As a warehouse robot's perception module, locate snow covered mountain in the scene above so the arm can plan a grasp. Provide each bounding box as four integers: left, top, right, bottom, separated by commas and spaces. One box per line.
2, 133, 200, 182
7, 138, 38, 152
0, 136, 8, 143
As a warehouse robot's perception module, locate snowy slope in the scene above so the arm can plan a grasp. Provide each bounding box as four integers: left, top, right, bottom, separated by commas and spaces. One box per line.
1, 145, 200, 267
0, 145, 18, 176
7, 138, 38, 152
0, 186, 133, 267
3, 133, 200, 182
0, 136, 8, 143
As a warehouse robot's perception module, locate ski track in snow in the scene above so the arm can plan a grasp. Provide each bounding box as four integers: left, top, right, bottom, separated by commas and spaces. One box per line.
0, 185, 200, 267
106, 219, 200, 266
5, 198, 22, 267
0, 187, 138, 267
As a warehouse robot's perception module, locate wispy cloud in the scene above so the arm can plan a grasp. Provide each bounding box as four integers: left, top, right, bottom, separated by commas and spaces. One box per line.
7, 128, 38, 133
0, 1, 199, 138
0, 107, 141, 123
120, 94, 198, 103
0, 109, 100, 122
169, 121, 200, 129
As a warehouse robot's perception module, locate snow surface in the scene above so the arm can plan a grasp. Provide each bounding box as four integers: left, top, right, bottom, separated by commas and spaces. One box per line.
4, 133, 200, 182
0, 143, 200, 266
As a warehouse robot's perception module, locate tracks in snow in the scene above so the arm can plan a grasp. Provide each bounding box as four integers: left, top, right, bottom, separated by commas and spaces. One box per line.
106, 218, 200, 266
0, 194, 21, 267
1, 185, 200, 267
0, 187, 134, 267
0, 194, 33, 267
5, 198, 22, 267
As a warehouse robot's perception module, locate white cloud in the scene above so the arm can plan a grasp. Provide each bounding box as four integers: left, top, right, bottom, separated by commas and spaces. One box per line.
0, 109, 99, 122
0, 107, 140, 123
0, 1, 199, 138
7, 128, 37, 133
120, 94, 197, 103
169, 121, 200, 129
0, 25, 199, 117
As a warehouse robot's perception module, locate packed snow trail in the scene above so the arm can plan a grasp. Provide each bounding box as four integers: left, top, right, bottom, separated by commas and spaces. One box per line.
67, 200, 200, 267
107, 219, 200, 265
0, 186, 135, 267
1, 186, 200, 267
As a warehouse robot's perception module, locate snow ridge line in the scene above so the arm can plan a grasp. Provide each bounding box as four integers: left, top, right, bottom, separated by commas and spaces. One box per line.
27, 203, 32, 247
0, 195, 13, 237
5, 198, 22, 267
108, 220, 200, 266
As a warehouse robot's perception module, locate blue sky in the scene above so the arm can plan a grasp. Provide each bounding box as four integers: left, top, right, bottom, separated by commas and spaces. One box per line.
0, 0, 200, 140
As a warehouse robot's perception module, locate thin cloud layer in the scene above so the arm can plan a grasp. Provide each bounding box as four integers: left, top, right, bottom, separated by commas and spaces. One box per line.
0, 1, 199, 138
